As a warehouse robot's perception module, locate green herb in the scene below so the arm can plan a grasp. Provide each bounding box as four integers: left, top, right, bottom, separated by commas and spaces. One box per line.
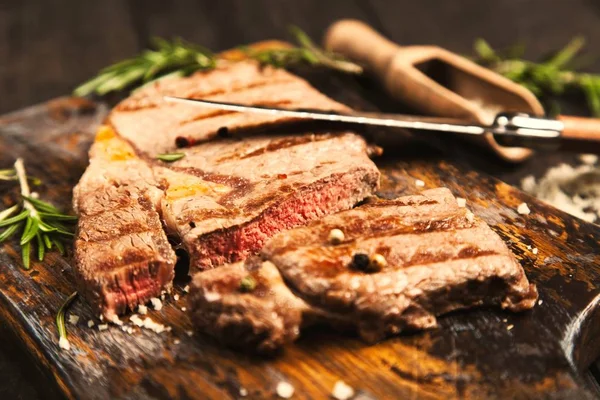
74, 27, 362, 97
473, 36, 600, 116
0, 159, 77, 269
156, 152, 185, 162
244, 26, 363, 74
56, 291, 78, 349
239, 276, 257, 292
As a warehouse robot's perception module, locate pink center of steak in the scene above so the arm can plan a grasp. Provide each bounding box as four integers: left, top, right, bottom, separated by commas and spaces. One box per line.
189, 170, 378, 269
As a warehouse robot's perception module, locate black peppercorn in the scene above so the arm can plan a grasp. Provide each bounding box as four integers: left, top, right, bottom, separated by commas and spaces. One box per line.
350, 253, 370, 272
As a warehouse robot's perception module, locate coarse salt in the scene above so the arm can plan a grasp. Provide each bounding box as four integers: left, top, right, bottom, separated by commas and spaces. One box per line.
456, 197, 466, 207
186, 330, 194, 337
331, 380, 354, 400
183, 285, 190, 293
109, 315, 124, 326
142, 317, 166, 334
538, 300, 543, 305
517, 202, 530, 215
506, 324, 514, 331
98, 324, 109, 331
532, 247, 538, 255
87, 320, 95, 328
276, 381, 295, 398
579, 154, 598, 165
68, 315, 79, 325
130, 315, 144, 327
181, 307, 187, 312
138, 304, 148, 315
465, 210, 475, 223
174, 339, 180, 345
239, 387, 248, 397
173, 294, 180, 301
150, 297, 163, 311
59, 337, 71, 351
415, 179, 425, 187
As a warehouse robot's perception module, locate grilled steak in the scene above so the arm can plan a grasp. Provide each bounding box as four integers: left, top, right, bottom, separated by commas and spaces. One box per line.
73, 61, 379, 317
189, 188, 538, 351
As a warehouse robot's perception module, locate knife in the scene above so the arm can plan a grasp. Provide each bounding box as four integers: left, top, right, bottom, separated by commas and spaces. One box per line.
164, 96, 600, 153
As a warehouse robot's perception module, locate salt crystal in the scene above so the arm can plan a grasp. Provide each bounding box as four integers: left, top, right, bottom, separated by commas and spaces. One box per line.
517, 202, 530, 215
331, 380, 354, 400
98, 324, 109, 331
538, 300, 543, 305
173, 294, 180, 301
415, 179, 425, 187
276, 381, 295, 398
456, 198, 466, 207
109, 315, 123, 326
181, 307, 187, 312
186, 330, 194, 337
59, 337, 71, 351
579, 154, 598, 165
507, 324, 514, 331
183, 285, 190, 293
138, 304, 148, 315
532, 248, 538, 255
87, 320, 95, 328
68, 315, 79, 325
130, 315, 144, 327
174, 339, 180, 345
239, 387, 248, 397
127, 327, 134, 334
150, 297, 163, 311
465, 210, 475, 223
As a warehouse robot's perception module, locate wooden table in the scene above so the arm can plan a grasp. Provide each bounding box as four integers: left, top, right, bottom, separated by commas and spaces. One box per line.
1, 1, 600, 398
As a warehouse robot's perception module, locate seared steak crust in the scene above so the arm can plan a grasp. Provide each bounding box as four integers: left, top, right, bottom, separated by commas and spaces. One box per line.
189, 188, 538, 350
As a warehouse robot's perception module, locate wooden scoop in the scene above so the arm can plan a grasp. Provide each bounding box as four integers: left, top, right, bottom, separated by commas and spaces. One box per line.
324, 20, 547, 162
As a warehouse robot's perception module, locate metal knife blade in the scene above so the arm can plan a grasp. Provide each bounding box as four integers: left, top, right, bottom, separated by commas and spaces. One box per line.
163, 96, 564, 146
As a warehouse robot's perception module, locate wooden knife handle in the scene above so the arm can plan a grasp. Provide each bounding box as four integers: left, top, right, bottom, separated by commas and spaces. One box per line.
324, 19, 400, 77
557, 115, 600, 153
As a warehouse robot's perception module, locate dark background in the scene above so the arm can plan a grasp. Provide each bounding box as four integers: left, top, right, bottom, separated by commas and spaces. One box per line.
1, 0, 600, 398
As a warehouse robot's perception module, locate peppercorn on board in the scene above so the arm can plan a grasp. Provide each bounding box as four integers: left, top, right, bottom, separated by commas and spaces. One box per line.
1, 69, 600, 399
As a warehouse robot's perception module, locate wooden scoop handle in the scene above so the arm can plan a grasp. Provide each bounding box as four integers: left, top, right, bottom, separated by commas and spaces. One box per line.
324, 19, 401, 77
558, 115, 600, 153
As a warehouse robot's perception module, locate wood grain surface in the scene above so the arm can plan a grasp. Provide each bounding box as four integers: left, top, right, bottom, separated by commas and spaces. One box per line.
1, 64, 600, 399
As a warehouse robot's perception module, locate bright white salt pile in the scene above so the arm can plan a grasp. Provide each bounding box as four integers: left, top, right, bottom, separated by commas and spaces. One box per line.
521, 161, 600, 223
276, 381, 294, 398
59, 337, 71, 351
142, 317, 166, 334
150, 297, 163, 311
415, 179, 425, 187
456, 198, 466, 207
68, 315, 79, 325
109, 315, 124, 326
332, 380, 354, 400
138, 304, 148, 315
517, 202, 530, 215
130, 314, 144, 327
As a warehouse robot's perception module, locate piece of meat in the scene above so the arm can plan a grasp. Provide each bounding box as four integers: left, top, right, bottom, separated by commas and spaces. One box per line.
73, 126, 177, 319
73, 61, 379, 317
189, 188, 538, 350
158, 132, 380, 269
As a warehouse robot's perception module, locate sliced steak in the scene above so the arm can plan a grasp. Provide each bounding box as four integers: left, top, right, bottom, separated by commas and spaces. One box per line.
73, 126, 177, 319
158, 132, 379, 269
189, 188, 537, 350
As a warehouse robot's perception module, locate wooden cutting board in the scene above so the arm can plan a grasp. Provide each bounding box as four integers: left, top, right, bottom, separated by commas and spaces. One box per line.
1, 68, 600, 400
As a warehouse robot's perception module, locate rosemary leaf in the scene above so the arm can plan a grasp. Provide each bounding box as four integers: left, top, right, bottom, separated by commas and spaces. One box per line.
22, 196, 61, 213
0, 223, 20, 243
0, 204, 19, 223
22, 241, 31, 269
52, 238, 65, 255
56, 291, 78, 343
20, 217, 39, 245
0, 210, 29, 228
156, 153, 185, 162
36, 233, 45, 261
37, 212, 78, 221
43, 234, 53, 249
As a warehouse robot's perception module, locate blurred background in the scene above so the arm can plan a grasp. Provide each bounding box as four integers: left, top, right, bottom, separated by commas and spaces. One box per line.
1, 0, 600, 398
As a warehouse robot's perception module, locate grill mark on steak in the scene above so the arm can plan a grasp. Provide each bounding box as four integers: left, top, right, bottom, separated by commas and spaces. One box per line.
221, 134, 333, 163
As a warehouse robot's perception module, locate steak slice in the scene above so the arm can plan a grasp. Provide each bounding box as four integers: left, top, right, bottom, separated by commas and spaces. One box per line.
73, 126, 177, 319
189, 188, 538, 350
158, 132, 380, 270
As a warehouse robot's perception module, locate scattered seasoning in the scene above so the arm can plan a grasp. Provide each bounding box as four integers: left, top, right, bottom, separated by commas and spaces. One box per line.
506, 324, 514, 331
415, 179, 425, 187
131, 315, 144, 327
127, 326, 134, 334
502, 318, 507, 323
517, 202, 531, 215
56, 291, 78, 352
465, 210, 475, 223
186, 330, 194, 337
109, 315, 124, 326
328, 228, 345, 244
538, 299, 544, 305
579, 154, 598, 165
98, 324, 109, 331
173, 294, 180, 301
276, 381, 295, 399
150, 297, 163, 311
68, 315, 80, 325
87, 320, 95, 328
174, 339, 181, 345
181, 307, 187, 312
532, 247, 539, 255
142, 317, 167, 333
456, 198, 467, 208
240, 276, 257, 292
138, 304, 148, 315
349, 253, 370, 272
331, 380, 355, 400
239, 387, 248, 397
183, 285, 190, 293
156, 153, 185, 162
369, 253, 387, 272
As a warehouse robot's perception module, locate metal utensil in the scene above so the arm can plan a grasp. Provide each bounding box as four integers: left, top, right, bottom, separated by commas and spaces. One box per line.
164, 96, 600, 153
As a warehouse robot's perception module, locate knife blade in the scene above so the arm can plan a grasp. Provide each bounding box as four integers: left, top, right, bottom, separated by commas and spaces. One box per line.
163, 96, 564, 149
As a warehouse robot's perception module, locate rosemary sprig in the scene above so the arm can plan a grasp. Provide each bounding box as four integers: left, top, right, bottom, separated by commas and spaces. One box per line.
0, 159, 77, 269
473, 36, 600, 116
56, 291, 78, 351
74, 27, 362, 97
156, 152, 185, 162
